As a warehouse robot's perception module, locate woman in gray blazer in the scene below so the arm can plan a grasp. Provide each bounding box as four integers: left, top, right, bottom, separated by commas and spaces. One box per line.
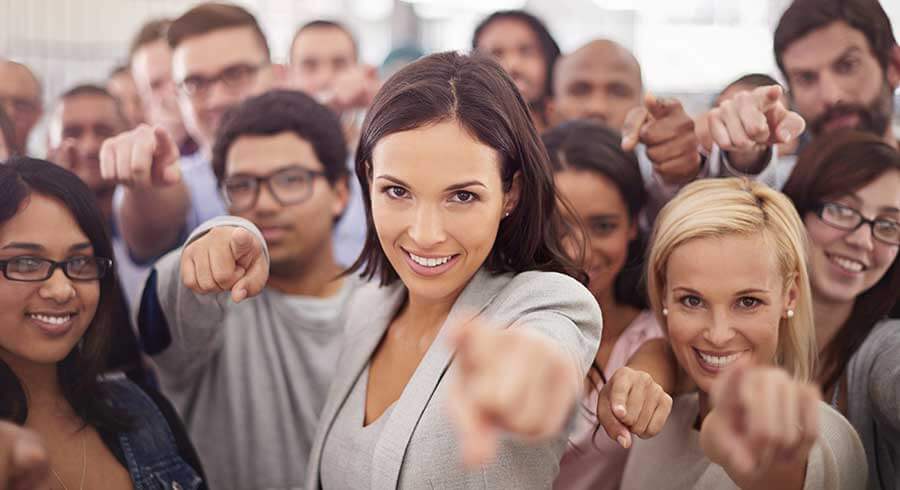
302, 51, 603, 489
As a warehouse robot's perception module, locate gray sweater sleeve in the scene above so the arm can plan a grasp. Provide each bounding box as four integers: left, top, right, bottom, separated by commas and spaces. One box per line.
149, 216, 268, 388
862, 320, 900, 433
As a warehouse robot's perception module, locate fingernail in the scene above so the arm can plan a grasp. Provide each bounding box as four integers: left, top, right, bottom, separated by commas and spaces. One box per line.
780, 129, 792, 142
613, 404, 626, 417
617, 435, 629, 449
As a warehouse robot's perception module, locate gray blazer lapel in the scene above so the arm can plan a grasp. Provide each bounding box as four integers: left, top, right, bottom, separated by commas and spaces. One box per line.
370, 269, 513, 489
306, 282, 406, 489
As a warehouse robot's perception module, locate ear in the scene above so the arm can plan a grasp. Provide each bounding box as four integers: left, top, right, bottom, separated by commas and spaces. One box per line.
783, 272, 800, 317
887, 44, 900, 90
331, 175, 351, 221
627, 219, 639, 241
503, 171, 522, 216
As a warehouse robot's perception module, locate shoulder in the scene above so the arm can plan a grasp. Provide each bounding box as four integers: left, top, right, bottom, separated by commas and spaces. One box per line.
848, 319, 900, 377
808, 401, 868, 489
492, 270, 598, 315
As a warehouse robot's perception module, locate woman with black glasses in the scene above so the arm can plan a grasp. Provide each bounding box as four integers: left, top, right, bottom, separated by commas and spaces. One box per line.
783, 130, 899, 490
0, 158, 205, 489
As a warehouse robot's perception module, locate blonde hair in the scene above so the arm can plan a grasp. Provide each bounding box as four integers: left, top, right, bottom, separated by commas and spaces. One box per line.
647, 178, 816, 382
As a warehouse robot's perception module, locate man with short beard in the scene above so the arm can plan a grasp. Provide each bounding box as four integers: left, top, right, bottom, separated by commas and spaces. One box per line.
698, 0, 899, 190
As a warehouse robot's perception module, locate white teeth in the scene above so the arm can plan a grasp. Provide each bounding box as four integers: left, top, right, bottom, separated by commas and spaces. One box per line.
830, 255, 864, 272
697, 351, 741, 368
409, 252, 452, 268
28, 314, 73, 326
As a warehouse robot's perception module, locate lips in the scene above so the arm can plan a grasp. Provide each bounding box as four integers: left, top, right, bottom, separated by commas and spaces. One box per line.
259, 226, 291, 242
825, 252, 867, 275
26, 311, 78, 338
693, 347, 746, 374
402, 248, 460, 277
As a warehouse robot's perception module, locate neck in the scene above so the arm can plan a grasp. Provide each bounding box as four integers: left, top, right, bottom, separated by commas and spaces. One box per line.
813, 295, 855, 354
596, 288, 638, 342
403, 291, 459, 334
267, 247, 344, 298
2, 353, 73, 426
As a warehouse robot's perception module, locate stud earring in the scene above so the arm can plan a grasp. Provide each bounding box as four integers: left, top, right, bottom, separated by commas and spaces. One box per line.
662, 307, 669, 317
504, 212, 510, 218
786, 309, 795, 319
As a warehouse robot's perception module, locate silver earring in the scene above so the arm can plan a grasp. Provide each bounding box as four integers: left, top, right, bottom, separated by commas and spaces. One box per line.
504, 212, 510, 218
786, 309, 795, 319
662, 307, 669, 317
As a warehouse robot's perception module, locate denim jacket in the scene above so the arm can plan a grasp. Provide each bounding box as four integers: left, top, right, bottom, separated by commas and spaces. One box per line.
102, 377, 203, 490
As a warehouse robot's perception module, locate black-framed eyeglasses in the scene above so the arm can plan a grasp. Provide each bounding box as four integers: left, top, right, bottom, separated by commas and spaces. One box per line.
221, 166, 327, 212
0, 256, 113, 282
176, 62, 266, 98
815, 202, 900, 246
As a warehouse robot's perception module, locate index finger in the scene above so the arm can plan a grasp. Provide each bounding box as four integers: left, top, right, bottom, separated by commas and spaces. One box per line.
752, 85, 784, 113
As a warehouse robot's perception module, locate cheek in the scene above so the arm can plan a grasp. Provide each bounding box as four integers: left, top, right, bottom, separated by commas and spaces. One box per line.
665, 316, 703, 364
451, 211, 500, 257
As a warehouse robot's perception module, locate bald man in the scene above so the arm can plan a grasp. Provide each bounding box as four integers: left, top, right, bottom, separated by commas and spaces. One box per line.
0, 60, 43, 155
552, 39, 643, 131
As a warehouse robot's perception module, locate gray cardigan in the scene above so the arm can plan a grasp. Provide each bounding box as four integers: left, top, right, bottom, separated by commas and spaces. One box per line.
305, 268, 603, 489
845, 319, 900, 490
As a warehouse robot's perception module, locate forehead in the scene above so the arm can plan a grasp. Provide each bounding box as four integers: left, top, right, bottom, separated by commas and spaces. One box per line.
0, 194, 88, 247
849, 169, 900, 209
292, 27, 355, 60
781, 20, 878, 73
478, 18, 541, 49
557, 51, 641, 87
226, 131, 323, 175
555, 169, 628, 214
172, 26, 267, 79
666, 234, 781, 292
0, 63, 40, 98
57, 94, 121, 126
371, 121, 502, 190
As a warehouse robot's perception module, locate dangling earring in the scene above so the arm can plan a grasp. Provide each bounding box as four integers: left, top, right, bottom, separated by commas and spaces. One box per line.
786, 309, 795, 319
662, 307, 669, 317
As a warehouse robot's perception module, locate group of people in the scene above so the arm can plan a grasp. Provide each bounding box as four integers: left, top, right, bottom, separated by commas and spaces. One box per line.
0, 0, 898, 489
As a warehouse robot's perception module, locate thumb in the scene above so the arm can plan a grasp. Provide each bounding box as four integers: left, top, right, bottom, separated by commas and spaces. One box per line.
695, 112, 714, 153
621, 106, 649, 152
773, 110, 806, 144
449, 373, 498, 468
152, 126, 179, 165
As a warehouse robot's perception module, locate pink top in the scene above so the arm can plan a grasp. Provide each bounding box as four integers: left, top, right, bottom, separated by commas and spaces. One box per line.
554, 310, 665, 490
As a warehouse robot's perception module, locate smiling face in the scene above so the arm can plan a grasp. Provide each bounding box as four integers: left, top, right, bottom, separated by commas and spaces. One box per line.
555, 169, 635, 301
0, 194, 100, 370
370, 120, 518, 305
663, 234, 797, 394
804, 169, 900, 305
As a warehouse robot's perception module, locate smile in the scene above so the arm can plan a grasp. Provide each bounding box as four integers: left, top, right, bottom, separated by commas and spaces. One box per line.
408, 252, 453, 268
27, 313, 75, 325
694, 348, 746, 372
403, 249, 460, 277
826, 253, 867, 273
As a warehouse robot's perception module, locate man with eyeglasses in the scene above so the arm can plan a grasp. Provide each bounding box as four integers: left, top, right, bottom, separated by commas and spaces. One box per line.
137, 90, 356, 490
100, 2, 283, 264
0, 59, 43, 157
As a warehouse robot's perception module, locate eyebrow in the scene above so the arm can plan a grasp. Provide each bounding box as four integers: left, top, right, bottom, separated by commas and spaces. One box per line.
376, 175, 488, 192
671, 286, 770, 295
0, 242, 92, 252
788, 46, 863, 75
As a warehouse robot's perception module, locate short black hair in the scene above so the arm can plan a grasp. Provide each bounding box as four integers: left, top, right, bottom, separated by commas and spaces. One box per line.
212, 89, 348, 186
472, 10, 561, 100
774, 0, 897, 82
167, 2, 270, 60
55, 84, 126, 126
290, 20, 358, 62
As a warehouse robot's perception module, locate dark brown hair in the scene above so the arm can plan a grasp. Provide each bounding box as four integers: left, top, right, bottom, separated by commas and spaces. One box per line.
167, 2, 269, 59
782, 129, 900, 393
128, 18, 172, 61
290, 20, 358, 62
348, 51, 586, 286
542, 119, 648, 309
774, 0, 897, 82
0, 158, 129, 431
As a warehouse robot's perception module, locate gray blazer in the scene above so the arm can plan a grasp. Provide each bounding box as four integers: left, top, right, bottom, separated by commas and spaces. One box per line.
305, 268, 603, 489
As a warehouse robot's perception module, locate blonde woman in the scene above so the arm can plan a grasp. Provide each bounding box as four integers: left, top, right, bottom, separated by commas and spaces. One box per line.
619, 178, 866, 490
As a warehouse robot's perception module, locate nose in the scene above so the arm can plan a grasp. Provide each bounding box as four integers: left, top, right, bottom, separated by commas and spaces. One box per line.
252, 183, 281, 216
206, 79, 242, 110
408, 204, 447, 250
585, 94, 609, 122
38, 268, 76, 304
703, 308, 737, 346
818, 71, 844, 107
845, 221, 875, 251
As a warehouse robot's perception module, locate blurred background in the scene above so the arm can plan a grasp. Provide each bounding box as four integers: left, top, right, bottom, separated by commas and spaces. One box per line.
2, 0, 899, 148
